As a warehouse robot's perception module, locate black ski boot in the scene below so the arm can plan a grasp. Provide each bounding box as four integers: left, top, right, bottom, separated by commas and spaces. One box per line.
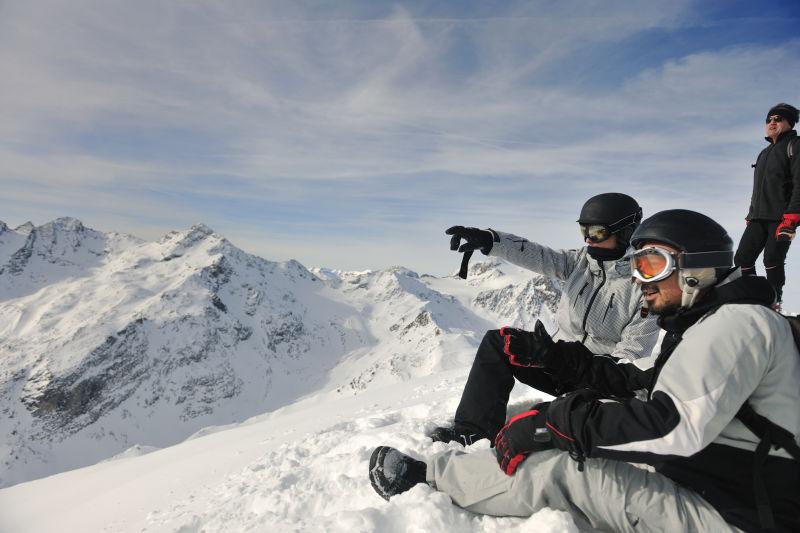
369, 446, 427, 501
429, 425, 489, 446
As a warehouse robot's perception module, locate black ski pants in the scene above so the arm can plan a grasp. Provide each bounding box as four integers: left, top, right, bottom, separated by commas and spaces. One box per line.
734, 220, 791, 300
454, 329, 562, 441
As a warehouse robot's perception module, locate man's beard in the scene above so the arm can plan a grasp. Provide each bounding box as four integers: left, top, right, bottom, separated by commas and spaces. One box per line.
648, 300, 681, 316
641, 284, 681, 316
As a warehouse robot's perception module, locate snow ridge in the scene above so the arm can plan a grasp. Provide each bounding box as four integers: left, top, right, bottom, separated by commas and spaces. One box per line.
0, 218, 559, 490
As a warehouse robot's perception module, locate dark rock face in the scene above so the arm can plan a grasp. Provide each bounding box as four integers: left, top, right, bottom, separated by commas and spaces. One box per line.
27, 318, 150, 436
4, 234, 34, 275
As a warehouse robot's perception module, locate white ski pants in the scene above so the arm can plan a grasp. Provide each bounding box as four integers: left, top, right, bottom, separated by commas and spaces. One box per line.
426, 448, 743, 533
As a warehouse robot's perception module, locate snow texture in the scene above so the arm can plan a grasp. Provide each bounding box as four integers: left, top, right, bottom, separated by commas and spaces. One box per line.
0, 371, 580, 533
0, 218, 579, 532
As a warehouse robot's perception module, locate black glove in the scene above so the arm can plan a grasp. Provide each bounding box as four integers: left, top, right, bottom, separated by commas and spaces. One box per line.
445, 226, 494, 255
500, 320, 554, 367
494, 404, 553, 475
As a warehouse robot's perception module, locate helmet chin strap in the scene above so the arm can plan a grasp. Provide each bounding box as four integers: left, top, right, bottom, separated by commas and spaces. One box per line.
679, 268, 718, 308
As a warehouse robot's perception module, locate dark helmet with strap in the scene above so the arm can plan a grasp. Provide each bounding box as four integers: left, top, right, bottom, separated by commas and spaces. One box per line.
631, 209, 733, 260
631, 209, 734, 307
578, 193, 642, 255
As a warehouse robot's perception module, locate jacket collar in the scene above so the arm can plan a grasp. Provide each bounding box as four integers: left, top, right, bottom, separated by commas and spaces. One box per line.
764, 128, 797, 144
658, 270, 775, 334
585, 249, 630, 277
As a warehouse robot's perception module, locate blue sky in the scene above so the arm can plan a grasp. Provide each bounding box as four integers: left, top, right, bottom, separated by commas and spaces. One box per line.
2, 0, 800, 297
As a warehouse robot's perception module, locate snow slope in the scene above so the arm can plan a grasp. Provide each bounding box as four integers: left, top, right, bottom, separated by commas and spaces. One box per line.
0, 368, 582, 533
0, 218, 561, 489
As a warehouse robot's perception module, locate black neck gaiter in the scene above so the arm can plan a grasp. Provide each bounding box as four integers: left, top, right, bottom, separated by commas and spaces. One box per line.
587, 246, 625, 261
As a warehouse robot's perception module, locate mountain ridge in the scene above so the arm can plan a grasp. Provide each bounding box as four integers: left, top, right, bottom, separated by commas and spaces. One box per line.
0, 218, 559, 488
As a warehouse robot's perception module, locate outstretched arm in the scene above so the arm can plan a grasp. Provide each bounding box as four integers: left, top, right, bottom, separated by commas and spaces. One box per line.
489, 230, 581, 281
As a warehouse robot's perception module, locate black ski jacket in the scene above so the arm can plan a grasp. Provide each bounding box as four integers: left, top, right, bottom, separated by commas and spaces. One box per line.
539, 273, 800, 533
747, 130, 800, 220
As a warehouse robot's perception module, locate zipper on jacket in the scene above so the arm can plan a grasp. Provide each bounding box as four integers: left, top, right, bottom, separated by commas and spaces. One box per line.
574, 281, 590, 309
581, 263, 607, 341
602, 293, 615, 322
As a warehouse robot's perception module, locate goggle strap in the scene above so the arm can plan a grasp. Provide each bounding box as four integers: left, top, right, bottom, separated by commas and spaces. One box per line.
677, 250, 734, 269
605, 209, 643, 233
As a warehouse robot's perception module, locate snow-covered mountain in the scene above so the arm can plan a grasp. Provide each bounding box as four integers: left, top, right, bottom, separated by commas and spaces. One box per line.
0, 218, 561, 489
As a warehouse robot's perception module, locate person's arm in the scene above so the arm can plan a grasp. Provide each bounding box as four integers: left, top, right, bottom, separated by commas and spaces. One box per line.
786, 138, 800, 214
488, 230, 581, 281
607, 302, 660, 361
501, 323, 653, 396
776, 140, 800, 239
543, 306, 771, 464
543, 339, 653, 396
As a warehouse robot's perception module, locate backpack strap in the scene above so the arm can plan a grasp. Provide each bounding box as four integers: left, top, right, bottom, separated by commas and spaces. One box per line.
785, 314, 800, 347
733, 315, 800, 529
736, 402, 800, 530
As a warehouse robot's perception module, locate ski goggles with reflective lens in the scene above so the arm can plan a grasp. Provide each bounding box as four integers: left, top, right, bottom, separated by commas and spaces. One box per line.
579, 224, 613, 243
630, 246, 677, 282
630, 246, 735, 283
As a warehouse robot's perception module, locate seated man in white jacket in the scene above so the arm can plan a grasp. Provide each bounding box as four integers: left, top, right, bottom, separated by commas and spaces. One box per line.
370, 209, 800, 533
431, 193, 660, 445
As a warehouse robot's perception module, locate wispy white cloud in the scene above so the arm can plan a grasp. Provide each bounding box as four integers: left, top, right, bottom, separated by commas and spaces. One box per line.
1, 0, 799, 298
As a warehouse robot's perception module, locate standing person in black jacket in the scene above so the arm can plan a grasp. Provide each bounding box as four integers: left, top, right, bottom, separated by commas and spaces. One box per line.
735, 102, 800, 308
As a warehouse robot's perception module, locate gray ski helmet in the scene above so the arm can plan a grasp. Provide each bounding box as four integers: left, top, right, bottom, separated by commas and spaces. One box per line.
577, 193, 642, 247
631, 209, 734, 308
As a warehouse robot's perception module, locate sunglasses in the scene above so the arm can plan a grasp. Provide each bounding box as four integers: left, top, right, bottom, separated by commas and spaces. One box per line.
766, 115, 785, 124
579, 224, 613, 243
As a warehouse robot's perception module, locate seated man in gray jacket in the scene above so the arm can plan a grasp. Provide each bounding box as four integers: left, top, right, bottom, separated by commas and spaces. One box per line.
370, 210, 800, 533
431, 193, 660, 445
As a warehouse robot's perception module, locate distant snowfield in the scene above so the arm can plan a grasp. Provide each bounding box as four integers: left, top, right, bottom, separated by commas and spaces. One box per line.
0, 367, 578, 533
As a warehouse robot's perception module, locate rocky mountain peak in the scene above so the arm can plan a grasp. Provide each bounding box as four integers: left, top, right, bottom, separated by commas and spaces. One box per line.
46, 217, 86, 232
188, 223, 215, 238
468, 258, 505, 277
14, 221, 35, 235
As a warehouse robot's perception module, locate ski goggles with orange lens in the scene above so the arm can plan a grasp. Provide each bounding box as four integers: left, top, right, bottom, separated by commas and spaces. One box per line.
630, 246, 734, 282
579, 224, 613, 243
630, 246, 677, 282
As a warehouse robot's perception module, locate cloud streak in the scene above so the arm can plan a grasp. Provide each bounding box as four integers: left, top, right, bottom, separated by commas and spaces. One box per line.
1, 1, 800, 308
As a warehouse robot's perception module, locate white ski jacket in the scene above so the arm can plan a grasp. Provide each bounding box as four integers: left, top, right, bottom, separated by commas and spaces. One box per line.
489, 230, 658, 360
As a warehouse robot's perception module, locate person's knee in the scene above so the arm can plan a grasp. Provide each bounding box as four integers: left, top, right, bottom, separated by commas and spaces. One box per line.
763, 246, 790, 268
478, 329, 505, 356
734, 248, 756, 269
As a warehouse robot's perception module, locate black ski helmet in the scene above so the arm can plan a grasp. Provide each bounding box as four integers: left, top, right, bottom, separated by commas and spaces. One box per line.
577, 192, 642, 247
630, 209, 733, 265
631, 209, 734, 309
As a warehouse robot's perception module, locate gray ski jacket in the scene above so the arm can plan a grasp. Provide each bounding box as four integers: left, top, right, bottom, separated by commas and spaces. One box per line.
541, 273, 800, 532
488, 230, 658, 361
